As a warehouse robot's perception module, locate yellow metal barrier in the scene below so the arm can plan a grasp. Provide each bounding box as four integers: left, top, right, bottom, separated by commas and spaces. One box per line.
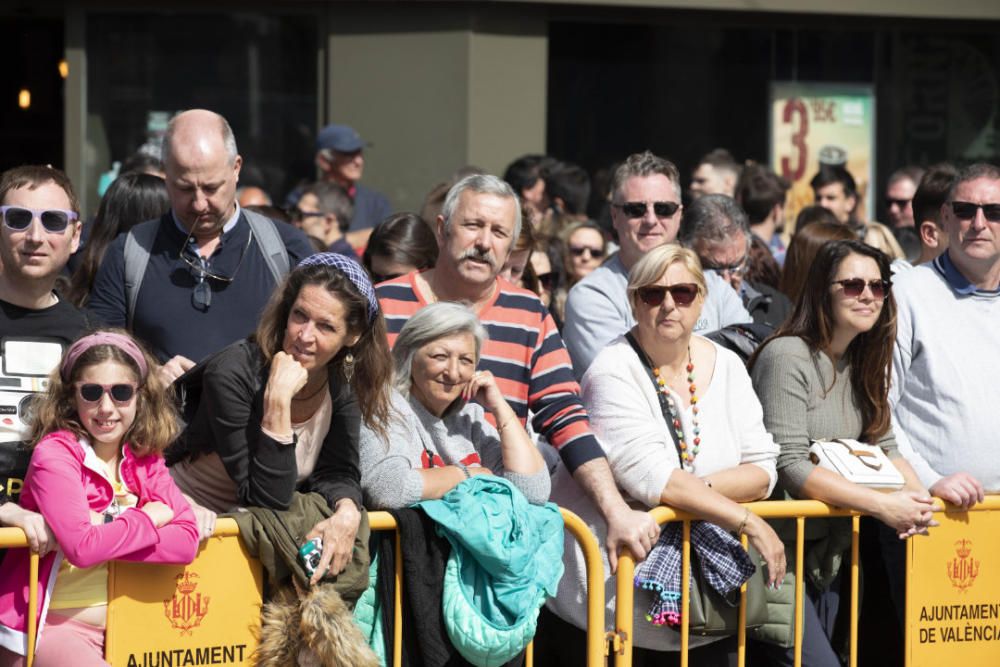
614, 500, 863, 667
0, 507, 605, 667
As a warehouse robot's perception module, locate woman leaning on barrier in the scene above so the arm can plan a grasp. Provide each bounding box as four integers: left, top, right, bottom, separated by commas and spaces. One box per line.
747, 240, 937, 667
167, 253, 392, 583
540, 244, 787, 666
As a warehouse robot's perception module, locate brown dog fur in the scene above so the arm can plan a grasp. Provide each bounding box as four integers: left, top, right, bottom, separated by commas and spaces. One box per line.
253, 582, 378, 667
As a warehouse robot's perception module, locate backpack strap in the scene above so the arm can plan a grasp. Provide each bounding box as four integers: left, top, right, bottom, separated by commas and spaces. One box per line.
123, 221, 160, 330
242, 208, 291, 283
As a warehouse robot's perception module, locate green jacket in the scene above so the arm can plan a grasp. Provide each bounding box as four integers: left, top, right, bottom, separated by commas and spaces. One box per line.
751, 516, 853, 647
228, 491, 370, 604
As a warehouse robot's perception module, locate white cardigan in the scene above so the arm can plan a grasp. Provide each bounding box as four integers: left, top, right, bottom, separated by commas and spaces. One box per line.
547, 334, 779, 651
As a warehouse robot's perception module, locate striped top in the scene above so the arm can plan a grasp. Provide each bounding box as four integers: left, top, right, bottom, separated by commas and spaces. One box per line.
376, 271, 605, 473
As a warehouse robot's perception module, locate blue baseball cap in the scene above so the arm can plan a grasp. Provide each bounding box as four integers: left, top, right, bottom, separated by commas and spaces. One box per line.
316, 124, 370, 153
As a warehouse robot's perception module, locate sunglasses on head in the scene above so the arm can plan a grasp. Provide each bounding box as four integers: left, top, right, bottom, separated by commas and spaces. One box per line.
1, 206, 78, 233
568, 245, 605, 258
636, 283, 700, 307
76, 383, 137, 403
614, 201, 681, 219
832, 278, 891, 300
950, 201, 1000, 222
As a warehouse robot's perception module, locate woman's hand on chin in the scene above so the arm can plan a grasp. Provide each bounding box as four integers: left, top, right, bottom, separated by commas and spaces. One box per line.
304, 499, 361, 585
463, 370, 507, 416
266, 351, 309, 402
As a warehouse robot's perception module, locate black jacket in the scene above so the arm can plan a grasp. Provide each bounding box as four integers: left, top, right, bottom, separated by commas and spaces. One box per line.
167, 338, 363, 512
743, 280, 792, 330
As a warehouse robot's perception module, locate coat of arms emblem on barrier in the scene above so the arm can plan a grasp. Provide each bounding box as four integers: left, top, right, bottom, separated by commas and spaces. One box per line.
163, 571, 210, 635
947, 539, 980, 592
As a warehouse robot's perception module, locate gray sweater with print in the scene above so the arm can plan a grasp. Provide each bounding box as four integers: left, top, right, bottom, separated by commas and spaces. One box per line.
359, 390, 550, 509
750, 336, 899, 496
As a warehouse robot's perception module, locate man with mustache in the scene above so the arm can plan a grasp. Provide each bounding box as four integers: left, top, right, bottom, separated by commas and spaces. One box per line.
377, 174, 661, 572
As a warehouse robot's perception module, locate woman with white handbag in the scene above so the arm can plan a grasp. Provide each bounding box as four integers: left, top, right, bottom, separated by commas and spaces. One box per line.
747, 239, 937, 667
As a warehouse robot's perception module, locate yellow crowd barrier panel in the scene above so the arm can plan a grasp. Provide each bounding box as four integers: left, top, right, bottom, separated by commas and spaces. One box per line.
1, 506, 606, 667
905, 495, 1000, 667
613, 496, 1000, 667
613, 500, 863, 667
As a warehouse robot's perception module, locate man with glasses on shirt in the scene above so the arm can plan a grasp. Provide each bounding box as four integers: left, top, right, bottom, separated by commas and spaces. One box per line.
87, 109, 313, 378
679, 194, 791, 329
0, 165, 91, 554
562, 151, 752, 379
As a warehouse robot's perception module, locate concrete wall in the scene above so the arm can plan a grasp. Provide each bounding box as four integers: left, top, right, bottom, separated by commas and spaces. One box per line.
325, 4, 547, 213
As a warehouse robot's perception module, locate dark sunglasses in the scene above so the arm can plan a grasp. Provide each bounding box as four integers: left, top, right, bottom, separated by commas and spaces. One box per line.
703, 256, 748, 277
885, 198, 911, 210
76, 383, 137, 403
536, 271, 557, 290
950, 201, 1000, 222
614, 201, 681, 219
636, 283, 700, 307
180, 227, 252, 311
832, 278, 891, 300
1, 206, 79, 233
568, 245, 605, 259
290, 207, 326, 221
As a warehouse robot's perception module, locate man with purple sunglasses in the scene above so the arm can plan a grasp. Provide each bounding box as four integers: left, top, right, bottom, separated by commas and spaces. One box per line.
0, 164, 91, 557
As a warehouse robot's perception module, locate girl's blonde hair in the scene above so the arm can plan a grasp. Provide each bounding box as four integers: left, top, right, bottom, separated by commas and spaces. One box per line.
30, 329, 179, 456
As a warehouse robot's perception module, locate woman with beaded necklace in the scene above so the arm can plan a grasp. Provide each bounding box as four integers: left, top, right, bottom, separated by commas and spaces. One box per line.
542, 244, 785, 665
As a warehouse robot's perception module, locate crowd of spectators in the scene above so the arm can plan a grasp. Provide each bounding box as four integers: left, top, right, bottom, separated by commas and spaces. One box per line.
1, 107, 997, 666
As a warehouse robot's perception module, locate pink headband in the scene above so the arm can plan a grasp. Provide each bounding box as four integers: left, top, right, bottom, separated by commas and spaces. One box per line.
60, 332, 149, 382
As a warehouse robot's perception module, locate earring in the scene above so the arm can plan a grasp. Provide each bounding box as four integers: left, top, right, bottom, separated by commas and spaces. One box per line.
343, 350, 355, 382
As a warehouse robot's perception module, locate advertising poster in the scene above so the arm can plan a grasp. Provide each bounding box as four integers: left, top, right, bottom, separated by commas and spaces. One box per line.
770, 82, 876, 232
907, 509, 1000, 666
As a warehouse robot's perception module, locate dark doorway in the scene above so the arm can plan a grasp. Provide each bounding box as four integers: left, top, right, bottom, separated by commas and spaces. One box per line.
0, 17, 65, 171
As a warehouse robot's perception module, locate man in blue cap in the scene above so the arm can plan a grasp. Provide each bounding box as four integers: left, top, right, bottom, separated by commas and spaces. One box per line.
315, 123, 391, 249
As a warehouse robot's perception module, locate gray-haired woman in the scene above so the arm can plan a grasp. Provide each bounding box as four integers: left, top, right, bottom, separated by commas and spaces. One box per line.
358, 301, 549, 508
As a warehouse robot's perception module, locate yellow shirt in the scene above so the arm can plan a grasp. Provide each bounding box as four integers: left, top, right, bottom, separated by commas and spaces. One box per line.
49, 478, 139, 609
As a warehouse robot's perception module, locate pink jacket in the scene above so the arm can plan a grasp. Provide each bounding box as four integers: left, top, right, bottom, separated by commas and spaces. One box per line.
0, 429, 199, 655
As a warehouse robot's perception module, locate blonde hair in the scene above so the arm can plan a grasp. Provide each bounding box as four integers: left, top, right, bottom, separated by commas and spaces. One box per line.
30, 329, 179, 456
626, 244, 706, 316
863, 221, 906, 261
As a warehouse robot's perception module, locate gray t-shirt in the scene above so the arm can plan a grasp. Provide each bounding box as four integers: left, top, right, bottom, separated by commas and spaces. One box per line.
750, 336, 899, 496
358, 390, 550, 509
562, 253, 752, 380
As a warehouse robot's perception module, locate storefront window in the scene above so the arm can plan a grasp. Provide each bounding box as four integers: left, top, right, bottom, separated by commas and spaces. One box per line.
85, 12, 318, 213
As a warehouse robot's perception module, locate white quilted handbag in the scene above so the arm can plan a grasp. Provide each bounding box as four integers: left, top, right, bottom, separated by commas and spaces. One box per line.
808, 438, 905, 490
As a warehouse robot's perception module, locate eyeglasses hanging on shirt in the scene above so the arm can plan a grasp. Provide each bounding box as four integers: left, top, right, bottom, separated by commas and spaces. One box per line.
179, 226, 252, 311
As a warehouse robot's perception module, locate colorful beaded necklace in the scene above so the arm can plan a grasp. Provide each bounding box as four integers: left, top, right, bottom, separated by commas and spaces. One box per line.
651, 347, 700, 470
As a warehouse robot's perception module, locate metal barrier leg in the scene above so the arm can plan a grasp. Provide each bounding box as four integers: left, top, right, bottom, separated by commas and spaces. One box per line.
680, 520, 690, 667
393, 531, 403, 667
738, 534, 749, 667
794, 516, 805, 667
614, 550, 635, 667
27, 551, 38, 667
850, 515, 859, 667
